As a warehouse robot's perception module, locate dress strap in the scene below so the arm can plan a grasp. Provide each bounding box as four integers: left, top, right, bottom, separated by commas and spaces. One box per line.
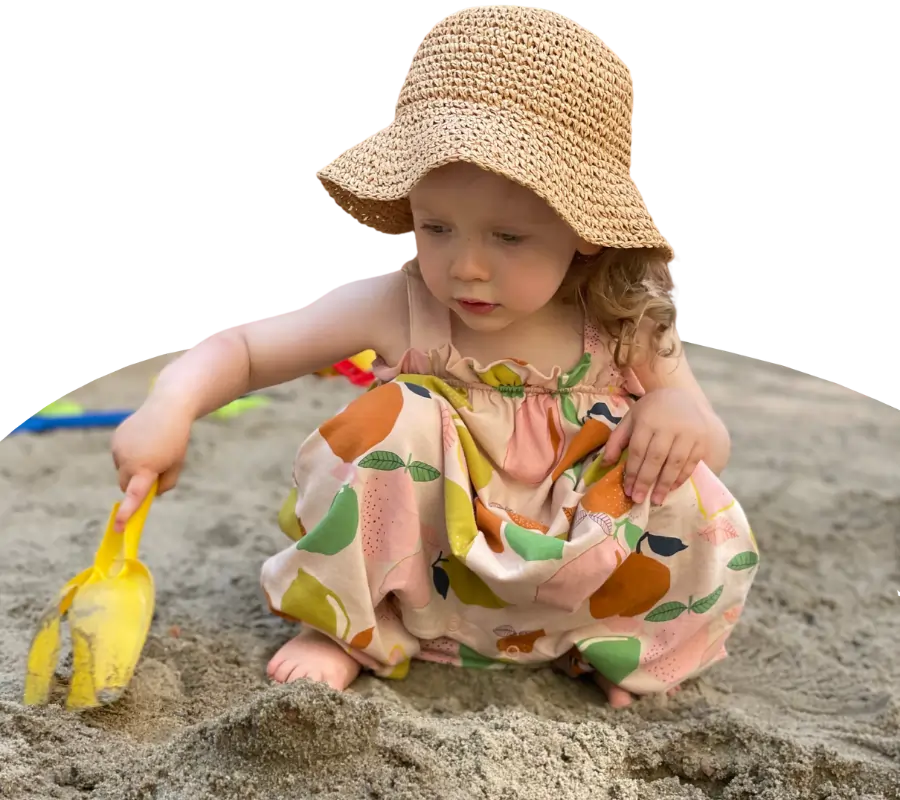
583, 319, 607, 361
583, 317, 629, 390
402, 260, 453, 353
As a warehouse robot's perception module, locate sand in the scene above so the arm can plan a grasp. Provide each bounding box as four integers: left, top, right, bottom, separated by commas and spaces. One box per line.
1, 344, 898, 800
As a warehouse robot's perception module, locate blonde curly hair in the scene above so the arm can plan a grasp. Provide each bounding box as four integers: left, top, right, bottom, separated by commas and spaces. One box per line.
559, 246, 680, 370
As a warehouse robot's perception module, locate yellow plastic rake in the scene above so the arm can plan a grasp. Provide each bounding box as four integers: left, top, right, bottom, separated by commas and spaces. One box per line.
24, 483, 157, 710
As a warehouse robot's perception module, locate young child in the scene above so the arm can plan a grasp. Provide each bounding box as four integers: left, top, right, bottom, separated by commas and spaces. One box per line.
111, 6, 759, 709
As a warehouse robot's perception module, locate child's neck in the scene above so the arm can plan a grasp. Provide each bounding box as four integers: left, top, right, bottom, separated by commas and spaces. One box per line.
449, 299, 587, 373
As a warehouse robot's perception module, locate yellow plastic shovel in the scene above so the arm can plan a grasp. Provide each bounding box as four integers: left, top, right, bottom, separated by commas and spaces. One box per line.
24, 483, 157, 710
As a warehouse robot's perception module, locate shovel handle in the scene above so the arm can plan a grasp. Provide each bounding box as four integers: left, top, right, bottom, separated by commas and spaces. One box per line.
124, 480, 157, 561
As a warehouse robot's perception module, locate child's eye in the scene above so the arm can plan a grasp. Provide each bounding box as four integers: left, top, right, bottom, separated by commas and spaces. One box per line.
495, 232, 524, 244
420, 224, 449, 235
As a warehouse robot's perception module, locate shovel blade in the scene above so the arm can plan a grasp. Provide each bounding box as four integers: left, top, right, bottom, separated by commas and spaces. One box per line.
23, 569, 93, 706
66, 564, 155, 710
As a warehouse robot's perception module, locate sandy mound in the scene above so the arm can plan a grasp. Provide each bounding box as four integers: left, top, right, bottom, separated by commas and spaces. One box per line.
1, 345, 898, 799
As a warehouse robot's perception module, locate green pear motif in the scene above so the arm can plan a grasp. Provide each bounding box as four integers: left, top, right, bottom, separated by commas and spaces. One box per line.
578, 636, 641, 685
505, 523, 565, 561
296, 484, 359, 556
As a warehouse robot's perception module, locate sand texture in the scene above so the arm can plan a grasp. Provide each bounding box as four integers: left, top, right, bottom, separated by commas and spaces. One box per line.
1, 344, 898, 799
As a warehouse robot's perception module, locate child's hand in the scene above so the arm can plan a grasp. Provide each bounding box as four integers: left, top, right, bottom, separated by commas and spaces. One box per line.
111, 397, 193, 531
602, 388, 713, 505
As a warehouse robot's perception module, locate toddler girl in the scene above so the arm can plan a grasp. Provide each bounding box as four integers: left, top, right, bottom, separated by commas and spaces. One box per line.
112, 6, 759, 709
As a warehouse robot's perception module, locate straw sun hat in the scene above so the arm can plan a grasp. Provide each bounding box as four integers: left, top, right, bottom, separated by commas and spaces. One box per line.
317, 5, 673, 260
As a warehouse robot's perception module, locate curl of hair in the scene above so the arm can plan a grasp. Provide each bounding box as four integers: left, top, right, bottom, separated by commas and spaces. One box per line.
559, 247, 679, 370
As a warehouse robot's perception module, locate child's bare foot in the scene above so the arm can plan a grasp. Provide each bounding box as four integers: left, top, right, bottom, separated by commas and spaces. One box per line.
593, 674, 635, 708
267, 628, 361, 691
593, 674, 682, 708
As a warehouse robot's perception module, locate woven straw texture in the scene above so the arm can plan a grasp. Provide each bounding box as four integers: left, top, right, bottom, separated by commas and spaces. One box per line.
317, 6, 673, 258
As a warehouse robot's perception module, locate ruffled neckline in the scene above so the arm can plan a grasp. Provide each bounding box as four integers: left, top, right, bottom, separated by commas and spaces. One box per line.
372, 342, 640, 395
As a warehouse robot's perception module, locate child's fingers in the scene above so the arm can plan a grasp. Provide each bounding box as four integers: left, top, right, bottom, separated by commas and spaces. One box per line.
622, 424, 652, 495
650, 436, 695, 504
671, 449, 702, 493
158, 464, 182, 494
115, 471, 156, 532
631, 431, 675, 503
602, 412, 633, 464
628, 431, 674, 504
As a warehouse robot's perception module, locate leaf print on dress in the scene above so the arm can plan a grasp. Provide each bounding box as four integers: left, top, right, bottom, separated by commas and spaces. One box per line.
439, 403, 458, 452
433, 551, 509, 608
319, 382, 404, 463
639, 590, 726, 687
583, 401, 623, 428
558, 353, 592, 391
727, 551, 760, 571
698, 516, 739, 546
476, 363, 526, 398
359, 450, 441, 483
503, 394, 566, 484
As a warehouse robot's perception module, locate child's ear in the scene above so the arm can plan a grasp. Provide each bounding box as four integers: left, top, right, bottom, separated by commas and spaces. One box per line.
576, 240, 604, 257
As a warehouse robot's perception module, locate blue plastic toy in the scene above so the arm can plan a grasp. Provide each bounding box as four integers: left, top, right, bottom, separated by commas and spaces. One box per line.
10, 410, 133, 435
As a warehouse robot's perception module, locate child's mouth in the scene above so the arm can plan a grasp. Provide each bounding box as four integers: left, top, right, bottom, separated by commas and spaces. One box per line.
457, 299, 499, 315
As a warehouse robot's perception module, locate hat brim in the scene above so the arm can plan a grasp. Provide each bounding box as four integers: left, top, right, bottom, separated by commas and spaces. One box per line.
317, 102, 673, 260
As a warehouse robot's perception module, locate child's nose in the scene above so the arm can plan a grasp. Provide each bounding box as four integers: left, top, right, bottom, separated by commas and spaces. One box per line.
449, 252, 491, 282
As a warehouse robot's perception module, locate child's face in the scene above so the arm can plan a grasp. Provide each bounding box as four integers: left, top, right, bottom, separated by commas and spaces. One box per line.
409, 162, 599, 333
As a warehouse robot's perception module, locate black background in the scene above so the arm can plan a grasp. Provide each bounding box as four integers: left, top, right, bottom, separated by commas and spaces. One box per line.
3, 3, 888, 432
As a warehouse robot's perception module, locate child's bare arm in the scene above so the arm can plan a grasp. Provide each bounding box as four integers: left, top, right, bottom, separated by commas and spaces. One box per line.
151, 270, 409, 420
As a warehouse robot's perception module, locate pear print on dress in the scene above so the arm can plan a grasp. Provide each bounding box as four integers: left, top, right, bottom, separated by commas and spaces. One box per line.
581, 459, 633, 517
504, 522, 565, 562
690, 462, 736, 519
588, 532, 680, 619
295, 484, 359, 556
454, 421, 494, 491
319, 382, 404, 462
551, 417, 613, 481
432, 551, 509, 608
494, 626, 545, 654
277, 487, 306, 542
536, 535, 628, 610
280, 568, 351, 640
577, 635, 642, 685
503, 394, 565, 484
444, 478, 480, 558
396, 374, 472, 411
